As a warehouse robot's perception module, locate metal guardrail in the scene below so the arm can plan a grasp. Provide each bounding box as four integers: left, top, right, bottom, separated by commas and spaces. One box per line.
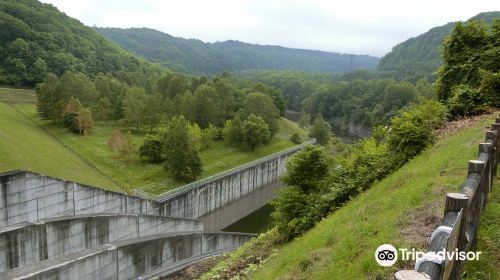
137, 139, 316, 202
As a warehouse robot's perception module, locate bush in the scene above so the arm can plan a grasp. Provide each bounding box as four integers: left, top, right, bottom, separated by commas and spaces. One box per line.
289, 133, 302, 144
139, 134, 163, 163
388, 100, 446, 160
272, 145, 330, 239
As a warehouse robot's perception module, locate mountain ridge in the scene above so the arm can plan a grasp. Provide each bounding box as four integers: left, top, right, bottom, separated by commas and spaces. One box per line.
95, 27, 379, 75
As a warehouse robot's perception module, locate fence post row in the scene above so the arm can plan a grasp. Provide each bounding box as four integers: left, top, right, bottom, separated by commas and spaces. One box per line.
395, 114, 500, 280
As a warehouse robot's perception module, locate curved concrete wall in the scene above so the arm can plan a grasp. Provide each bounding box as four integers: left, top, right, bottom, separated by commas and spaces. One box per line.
156, 140, 314, 225
0, 214, 202, 272
0, 232, 253, 280
0, 171, 159, 226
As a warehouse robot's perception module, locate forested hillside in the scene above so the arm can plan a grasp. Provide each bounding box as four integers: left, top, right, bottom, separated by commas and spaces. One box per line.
95, 27, 379, 75
377, 11, 500, 81
0, 0, 163, 87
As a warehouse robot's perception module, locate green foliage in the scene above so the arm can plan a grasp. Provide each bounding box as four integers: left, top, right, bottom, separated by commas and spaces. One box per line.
377, 12, 500, 82
0, 0, 163, 87
241, 114, 271, 150
161, 116, 203, 181
95, 27, 379, 75
118, 131, 135, 161
138, 134, 163, 163
283, 145, 330, 193
436, 18, 500, 117
289, 133, 302, 144
308, 115, 331, 146
240, 92, 279, 136
272, 145, 330, 239
388, 100, 447, 159
272, 100, 447, 240
223, 115, 243, 145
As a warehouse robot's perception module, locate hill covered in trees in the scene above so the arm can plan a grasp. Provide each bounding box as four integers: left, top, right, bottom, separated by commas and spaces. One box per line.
0, 0, 163, 87
95, 27, 379, 75
377, 11, 500, 81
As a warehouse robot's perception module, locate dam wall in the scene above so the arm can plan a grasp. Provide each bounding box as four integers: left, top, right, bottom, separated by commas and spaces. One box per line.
0, 213, 202, 272
0, 171, 159, 226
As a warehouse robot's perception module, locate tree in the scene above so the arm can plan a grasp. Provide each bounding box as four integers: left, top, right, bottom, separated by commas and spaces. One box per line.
75, 108, 94, 136
139, 134, 163, 163
108, 130, 124, 153
272, 145, 330, 239
223, 115, 243, 145
97, 97, 111, 121
241, 114, 271, 150
123, 87, 147, 131
119, 131, 135, 161
162, 116, 203, 180
36, 73, 60, 119
309, 115, 331, 146
240, 92, 279, 136
194, 84, 218, 128
388, 100, 447, 160
283, 145, 330, 193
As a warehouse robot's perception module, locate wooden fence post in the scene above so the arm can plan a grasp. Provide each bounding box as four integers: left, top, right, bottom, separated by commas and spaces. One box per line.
444, 193, 468, 279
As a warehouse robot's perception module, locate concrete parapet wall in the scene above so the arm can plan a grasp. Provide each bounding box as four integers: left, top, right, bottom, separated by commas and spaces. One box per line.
0, 213, 202, 272
0, 232, 253, 280
0, 171, 159, 226
157, 140, 315, 221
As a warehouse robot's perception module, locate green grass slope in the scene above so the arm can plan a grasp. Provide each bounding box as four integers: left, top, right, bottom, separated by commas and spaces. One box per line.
248, 115, 498, 279
464, 175, 500, 279
10, 98, 307, 194
0, 101, 120, 191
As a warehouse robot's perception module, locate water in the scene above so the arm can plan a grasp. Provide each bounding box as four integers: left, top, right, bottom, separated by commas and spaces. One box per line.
222, 204, 274, 234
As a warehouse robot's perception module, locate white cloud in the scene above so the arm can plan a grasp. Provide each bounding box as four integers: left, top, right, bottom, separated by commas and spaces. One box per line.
41, 0, 499, 56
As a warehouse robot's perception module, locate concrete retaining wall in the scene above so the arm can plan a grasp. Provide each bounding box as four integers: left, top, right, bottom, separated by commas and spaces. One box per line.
0, 171, 159, 227
0, 214, 203, 272
156, 140, 314, 222
0, 232, 253, 280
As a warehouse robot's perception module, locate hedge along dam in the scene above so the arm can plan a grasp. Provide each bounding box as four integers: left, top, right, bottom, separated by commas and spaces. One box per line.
0, 140, 313, 279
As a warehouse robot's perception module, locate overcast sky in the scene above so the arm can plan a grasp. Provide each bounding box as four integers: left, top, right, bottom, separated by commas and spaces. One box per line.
40, 0, 499, 57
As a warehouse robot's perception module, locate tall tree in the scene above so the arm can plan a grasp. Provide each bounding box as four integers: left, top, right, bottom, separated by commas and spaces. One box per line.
162, 116, 203, 180
309, 115, 331, 146
240, 92, 279, 136
242, 114, 271, 150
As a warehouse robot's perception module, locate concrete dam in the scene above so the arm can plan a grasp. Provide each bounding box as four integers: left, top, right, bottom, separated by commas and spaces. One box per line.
0, 141, 313, 279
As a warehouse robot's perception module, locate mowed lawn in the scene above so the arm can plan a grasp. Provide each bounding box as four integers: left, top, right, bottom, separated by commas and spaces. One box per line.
246, 115, 498, 280
0, 102, 120, 191
12, 101, 307, 195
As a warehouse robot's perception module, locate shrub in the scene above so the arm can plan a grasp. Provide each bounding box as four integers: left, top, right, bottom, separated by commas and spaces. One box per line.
139, 134, 163, 163
289, 133, 302, 144
388, 100, 446, 160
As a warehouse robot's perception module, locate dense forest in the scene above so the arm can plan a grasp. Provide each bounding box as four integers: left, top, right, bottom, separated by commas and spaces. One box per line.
95, 27, 379, 75
377, 11, 500, 82
0, 0, 164, 87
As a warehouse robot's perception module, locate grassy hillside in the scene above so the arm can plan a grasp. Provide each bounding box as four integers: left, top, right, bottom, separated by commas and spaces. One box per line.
203, 114, 498, 279
248, 115, 498, 279
4, 86, 307, 194
463, 175, 500, 279
95, 27, 379, 75
0, 100, 120, 191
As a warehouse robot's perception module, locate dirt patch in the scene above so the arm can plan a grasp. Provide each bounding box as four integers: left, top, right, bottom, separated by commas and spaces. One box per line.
165, 255, 228, 280
398, 200, 443, 249
435, 111, 498, 140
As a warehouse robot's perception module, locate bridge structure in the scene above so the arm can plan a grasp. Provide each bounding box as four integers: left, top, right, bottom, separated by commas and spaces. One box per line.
0, 140, 313, 279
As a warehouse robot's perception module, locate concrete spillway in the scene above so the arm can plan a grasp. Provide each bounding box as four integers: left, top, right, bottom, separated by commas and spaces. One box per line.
0, 141, 312, 279
0, 232, 253, 280
0, 213, 203, 272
